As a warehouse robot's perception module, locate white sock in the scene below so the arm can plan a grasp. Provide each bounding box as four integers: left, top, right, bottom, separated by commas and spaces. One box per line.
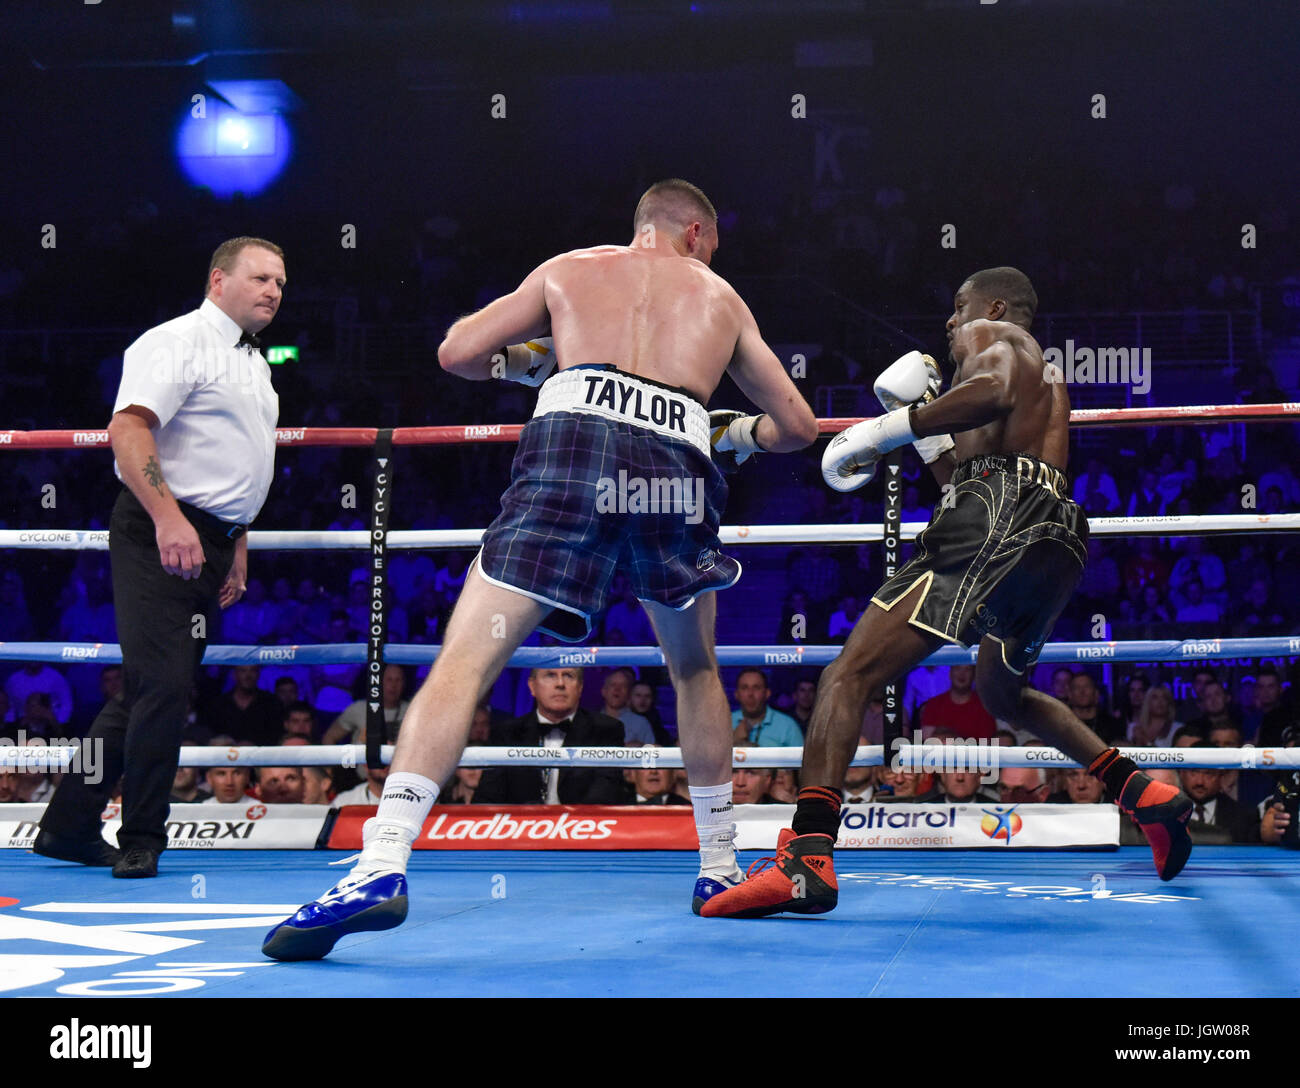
689, 782, 738, 876
351, 772, 439, 876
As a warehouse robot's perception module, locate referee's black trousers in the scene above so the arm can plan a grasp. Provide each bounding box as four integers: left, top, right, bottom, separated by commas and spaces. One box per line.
40, 489, 235, 853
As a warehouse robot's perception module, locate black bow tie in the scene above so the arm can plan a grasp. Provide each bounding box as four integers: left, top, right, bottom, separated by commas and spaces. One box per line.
541, 718, 571, 734
238, 331, 261, 351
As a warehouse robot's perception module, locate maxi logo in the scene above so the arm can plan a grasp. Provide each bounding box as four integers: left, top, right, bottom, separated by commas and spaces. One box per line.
0, 900, 291, 995
835, 872, 1198, 904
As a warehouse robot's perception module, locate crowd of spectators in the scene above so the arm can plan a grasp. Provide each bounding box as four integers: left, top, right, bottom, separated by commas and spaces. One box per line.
2, 176, 1297, 852
3, 650, 1297, 848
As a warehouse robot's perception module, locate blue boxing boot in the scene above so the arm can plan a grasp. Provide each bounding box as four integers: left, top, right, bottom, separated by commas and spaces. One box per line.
687, 785, 745, 914
262, 867, 409, 961
263, 818, 417, 961
692, 866, 745, 915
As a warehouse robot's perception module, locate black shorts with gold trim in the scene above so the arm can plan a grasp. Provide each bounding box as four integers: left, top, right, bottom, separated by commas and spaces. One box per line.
870, 453, 1088, 674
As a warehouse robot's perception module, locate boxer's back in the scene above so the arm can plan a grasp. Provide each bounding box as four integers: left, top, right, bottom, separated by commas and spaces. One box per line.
544, 245, 740, 402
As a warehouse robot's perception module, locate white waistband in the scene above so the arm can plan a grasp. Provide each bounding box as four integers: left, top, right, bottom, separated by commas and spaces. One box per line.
532, 367, 710, 456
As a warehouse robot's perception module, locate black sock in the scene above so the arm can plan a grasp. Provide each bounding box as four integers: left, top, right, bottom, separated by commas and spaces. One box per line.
1089, 747, 1139, 798
792, 786, 843, 841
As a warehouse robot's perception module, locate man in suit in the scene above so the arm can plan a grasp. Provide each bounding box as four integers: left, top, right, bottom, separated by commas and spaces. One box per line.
1179, 745, 1259, 843
628, 758, 689, 805
473, 667, 628, 804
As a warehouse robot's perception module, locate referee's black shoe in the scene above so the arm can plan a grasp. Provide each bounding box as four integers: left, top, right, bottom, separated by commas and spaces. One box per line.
112, 847, 159, 878
33, 829, 123, 867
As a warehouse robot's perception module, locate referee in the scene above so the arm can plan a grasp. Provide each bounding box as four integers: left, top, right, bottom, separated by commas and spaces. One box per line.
36, 237, 285, 877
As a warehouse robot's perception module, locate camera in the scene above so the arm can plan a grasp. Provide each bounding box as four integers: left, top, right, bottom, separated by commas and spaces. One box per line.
1273, 724, 1300, 849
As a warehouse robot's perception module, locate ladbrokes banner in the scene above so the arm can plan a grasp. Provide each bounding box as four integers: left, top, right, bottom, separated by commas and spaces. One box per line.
1, 803, 329, 850
329, 804, 695, 850
328, 802, 1119, 851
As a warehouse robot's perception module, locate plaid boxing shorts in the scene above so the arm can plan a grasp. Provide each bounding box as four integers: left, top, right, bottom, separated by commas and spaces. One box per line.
870, 452, 1089, 674
477, 364, 742, 641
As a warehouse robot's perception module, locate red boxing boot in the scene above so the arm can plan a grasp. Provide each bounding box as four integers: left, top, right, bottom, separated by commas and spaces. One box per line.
1117, 771, 1193, 881
700, 828, 838, 918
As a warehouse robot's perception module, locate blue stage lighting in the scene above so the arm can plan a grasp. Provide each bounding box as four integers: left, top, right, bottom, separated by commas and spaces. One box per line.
175, 105, 291, 198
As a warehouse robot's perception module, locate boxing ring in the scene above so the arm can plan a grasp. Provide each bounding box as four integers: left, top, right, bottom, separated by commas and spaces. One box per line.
2, 401, 1299, 999
5, 847, 1294, 998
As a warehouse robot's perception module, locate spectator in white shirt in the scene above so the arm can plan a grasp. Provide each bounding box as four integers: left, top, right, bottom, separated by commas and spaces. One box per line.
600, 667, 656, 745
5, 664, 74, 726
827, 594, 863, 642
333, 764, 389, 806
202, 765, 252, 804
1072, 457, 1120, 514
322, 663, 410, 745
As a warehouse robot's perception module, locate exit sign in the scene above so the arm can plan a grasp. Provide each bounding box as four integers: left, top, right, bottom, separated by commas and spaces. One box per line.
266, 346, 298, 364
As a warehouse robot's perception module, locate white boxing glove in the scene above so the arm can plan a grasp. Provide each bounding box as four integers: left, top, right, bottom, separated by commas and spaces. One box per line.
821, 407, 916, 492
873, 350, 955, 464
709, 410, 765, 472
497, 337, 557, 386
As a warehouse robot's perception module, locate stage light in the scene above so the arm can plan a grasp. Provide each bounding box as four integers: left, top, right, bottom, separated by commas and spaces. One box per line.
175, 104, 292, 198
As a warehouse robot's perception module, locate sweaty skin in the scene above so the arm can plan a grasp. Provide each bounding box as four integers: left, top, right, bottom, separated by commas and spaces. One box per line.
799, 283, 1104, 792
438, 237, 816, 452
909, 305, 1071, 488
389, 219, 817, 814
546, 244, 742, 400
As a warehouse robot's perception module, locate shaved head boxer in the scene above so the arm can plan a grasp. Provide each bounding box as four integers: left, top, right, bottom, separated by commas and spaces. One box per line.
264, 180, 817, 959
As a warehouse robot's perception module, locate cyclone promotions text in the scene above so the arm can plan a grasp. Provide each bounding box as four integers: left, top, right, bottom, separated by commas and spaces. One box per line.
426, 812, 616, 841
365, 453, 390, 719
50, 1020, 151, 1069
503, 746, 630, 763
0, 730, 102, 784
364, 574, 385, 671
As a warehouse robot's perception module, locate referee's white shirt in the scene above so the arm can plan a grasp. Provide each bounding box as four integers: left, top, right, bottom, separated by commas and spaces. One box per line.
112, 298, 279, 525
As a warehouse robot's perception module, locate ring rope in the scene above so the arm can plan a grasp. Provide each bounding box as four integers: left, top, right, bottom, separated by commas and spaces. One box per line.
3, 513, 1299, 552
1, 743, 1294, 772
0, 635, 1296, 667
1, 401, 1296, 450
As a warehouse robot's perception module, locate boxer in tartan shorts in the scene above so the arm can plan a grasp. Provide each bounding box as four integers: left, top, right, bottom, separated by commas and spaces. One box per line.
477, 364, 741, 642
264, 179, 818, 960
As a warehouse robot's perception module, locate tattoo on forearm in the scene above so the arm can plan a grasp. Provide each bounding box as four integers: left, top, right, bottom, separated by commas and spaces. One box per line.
143, 455, 165, 495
